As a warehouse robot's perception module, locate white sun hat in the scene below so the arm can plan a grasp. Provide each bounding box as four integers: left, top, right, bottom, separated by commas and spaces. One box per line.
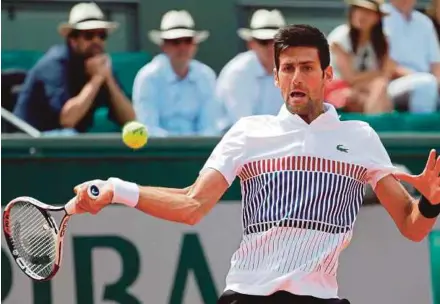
58, 2, 119, 37
345, 0, 389, 16
237, 9, 286, 41
148, 10, 209, 45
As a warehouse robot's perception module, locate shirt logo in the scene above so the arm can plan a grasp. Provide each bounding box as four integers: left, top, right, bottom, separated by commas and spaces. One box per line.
336, 144, 349, 153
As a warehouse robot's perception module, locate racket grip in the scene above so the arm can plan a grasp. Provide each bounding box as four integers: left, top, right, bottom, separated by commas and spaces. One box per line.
64, 183, 99, 215
64, 197, 78, 215
87, 184, 100, 199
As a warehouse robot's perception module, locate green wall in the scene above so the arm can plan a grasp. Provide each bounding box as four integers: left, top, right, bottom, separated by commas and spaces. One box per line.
2, 133, 439, 206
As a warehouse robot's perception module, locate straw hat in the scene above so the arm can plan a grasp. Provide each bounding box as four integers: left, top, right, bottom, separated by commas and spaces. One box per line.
237, 9, 286, 41
345, 0, 389, 15
58, 2, 118, 37
148, 10, 209, 45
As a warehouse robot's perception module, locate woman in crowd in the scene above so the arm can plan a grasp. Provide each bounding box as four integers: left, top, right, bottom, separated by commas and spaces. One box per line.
326, 0, 396, 113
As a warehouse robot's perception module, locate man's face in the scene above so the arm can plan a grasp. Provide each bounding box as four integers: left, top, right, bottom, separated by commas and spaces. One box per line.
70, 29, 107, 57
249, 38, 275, 70
350, 6, 381, 31
162, 37, 197, 67
393, 0, 417, 11
274, 46, 333, 116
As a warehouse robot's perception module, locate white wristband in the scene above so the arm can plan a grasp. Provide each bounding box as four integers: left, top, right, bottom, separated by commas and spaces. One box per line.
108, 177, 140, 207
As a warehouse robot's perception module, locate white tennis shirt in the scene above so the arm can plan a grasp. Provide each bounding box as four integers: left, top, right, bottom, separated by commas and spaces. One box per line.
201, 103, 395, 298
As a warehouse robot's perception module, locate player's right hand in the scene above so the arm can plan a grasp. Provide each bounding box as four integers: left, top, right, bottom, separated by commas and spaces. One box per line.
73, 179, 114, 215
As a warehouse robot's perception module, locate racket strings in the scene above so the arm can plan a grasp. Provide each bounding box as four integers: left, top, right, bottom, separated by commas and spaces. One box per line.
9, 202, 57, 279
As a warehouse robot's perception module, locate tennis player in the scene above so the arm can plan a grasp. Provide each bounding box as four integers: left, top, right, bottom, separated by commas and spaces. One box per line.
73, 25, 440, 304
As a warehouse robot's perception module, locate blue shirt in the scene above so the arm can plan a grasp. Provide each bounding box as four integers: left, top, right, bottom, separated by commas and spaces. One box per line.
216, 51, 284, 131
132, 54, 221, 137
382, 3, 440, 73
13, 44, 119, 132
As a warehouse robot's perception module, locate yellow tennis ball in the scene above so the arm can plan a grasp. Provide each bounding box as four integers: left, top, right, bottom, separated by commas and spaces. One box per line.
122, 121, 148, 149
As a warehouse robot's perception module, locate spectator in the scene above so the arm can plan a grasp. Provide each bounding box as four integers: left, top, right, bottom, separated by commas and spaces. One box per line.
216, 9, 286, 131
423, 0, 440, 41
382, 0, 440, 112
132, 10, 220, 137
13, 2, 135, 133
327, 0, 394, 113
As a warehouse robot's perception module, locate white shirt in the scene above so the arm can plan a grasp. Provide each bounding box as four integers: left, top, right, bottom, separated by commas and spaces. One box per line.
201, 103, 395, 298
382, 3, 440, 73
215, 51, 284, 131
327, 24, 380, 80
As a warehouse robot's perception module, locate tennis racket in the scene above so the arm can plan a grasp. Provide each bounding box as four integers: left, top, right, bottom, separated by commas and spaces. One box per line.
2, 184, 100, 281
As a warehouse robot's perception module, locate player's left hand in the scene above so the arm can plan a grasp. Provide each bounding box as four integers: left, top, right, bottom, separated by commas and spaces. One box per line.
394, 149, 440, 205
73, 179, 114, 214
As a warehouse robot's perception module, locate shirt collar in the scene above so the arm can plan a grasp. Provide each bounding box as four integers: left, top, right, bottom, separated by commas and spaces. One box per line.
160, 54, 197, 83
277, 102, 340, 129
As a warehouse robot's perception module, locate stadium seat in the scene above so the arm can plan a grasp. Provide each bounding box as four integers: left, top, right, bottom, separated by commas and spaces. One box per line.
401, 113, 440, 132
339, 112, 402, 132
1, 69, 27, 112
110, 52, 152, 99
339, 112, 440, 132
1, 50, 43, 71
88, 107, 121, 133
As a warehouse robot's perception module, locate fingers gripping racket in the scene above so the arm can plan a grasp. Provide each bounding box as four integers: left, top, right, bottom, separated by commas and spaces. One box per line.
2, 184, 100, 281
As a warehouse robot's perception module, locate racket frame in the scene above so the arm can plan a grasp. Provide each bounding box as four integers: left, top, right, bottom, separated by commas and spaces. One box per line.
3, 196, 71, 281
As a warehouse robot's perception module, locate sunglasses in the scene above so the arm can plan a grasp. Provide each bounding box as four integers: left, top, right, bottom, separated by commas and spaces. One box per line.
165, 37, 194, 45
80, 30, 108, 41
255, 39, 274, 46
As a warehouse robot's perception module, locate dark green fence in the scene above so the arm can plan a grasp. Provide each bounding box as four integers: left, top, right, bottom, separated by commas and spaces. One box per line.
2, 133, 439, 206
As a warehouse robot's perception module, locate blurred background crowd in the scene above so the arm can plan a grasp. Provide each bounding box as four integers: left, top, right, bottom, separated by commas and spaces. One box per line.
2, 0, 440, 137
2, 2, 440, 303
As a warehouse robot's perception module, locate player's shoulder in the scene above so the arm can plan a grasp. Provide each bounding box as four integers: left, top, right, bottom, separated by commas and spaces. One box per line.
230, 114, 281, 136
338, 119, 378, 140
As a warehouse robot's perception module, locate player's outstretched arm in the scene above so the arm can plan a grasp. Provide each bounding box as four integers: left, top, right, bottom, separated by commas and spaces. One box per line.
134, 168, 228, 225
375, 149, 440, 242
73, 168, 229, 225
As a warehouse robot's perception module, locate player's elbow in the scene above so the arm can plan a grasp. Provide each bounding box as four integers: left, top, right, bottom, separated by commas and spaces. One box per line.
401, 228, 427, 243
404, 233, 425, 243
184, 214, 203, 226
177, 194, 203, 226
182, 208, 204, 226
181, 182, 220, 226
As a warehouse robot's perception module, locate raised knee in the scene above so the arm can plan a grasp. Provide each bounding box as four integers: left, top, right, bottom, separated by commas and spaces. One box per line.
414, 73, 438, 93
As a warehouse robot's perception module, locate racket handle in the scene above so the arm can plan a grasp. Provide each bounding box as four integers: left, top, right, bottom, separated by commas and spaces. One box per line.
87, 184, 100, 199
64, 197, 78, 215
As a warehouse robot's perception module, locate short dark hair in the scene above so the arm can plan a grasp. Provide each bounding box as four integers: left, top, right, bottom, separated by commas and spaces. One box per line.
273, 24, 330, 71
